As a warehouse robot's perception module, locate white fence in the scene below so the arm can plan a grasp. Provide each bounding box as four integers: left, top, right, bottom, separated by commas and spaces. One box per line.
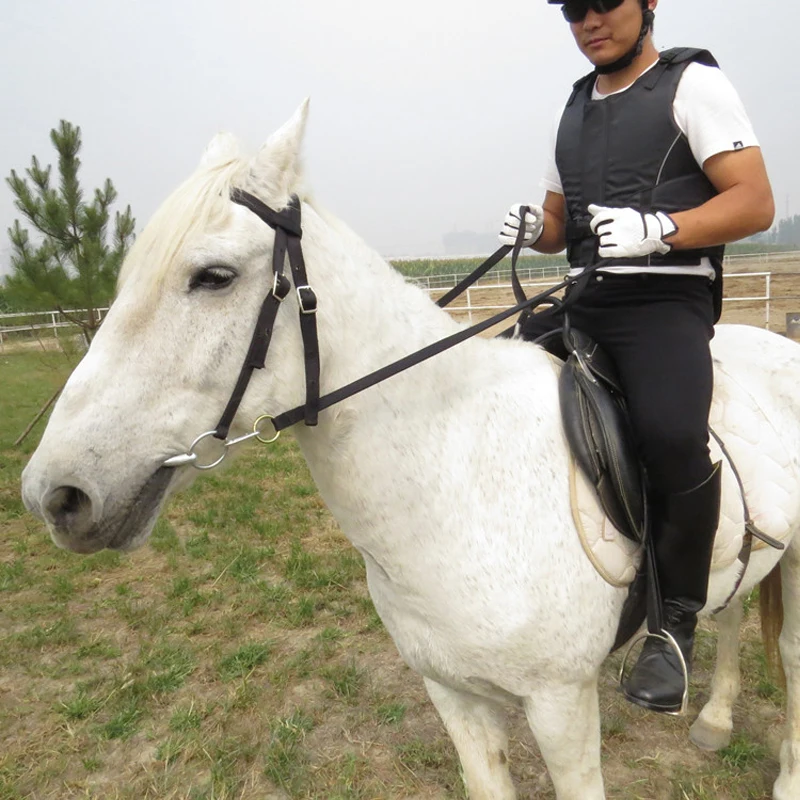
724, 249, 800, 266
407, 263, 567, 290
426, 271, 780, 330
0, 308, 108, 351
0, 260, 794, 349
405, 250, 800, 292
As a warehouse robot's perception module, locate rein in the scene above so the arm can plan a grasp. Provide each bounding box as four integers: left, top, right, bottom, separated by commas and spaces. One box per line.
164, 194, 575, 470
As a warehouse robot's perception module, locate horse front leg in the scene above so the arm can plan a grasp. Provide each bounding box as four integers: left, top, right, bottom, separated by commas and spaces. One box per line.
423, 678, 517, 800
775, 540, 800, 800
522, 676, 605, 799
689, 598, 745, 751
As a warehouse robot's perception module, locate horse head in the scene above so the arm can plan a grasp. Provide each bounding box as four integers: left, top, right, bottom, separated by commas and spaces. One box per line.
21, 101, 317, 553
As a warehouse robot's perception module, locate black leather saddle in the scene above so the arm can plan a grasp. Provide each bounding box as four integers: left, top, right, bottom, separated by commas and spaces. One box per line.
550, 322, 784, 650
558, 327, 646, 544
545, 324, 651, 651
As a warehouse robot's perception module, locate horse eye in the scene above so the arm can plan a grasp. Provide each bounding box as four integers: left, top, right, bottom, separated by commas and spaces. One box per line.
189, 265, 237, 291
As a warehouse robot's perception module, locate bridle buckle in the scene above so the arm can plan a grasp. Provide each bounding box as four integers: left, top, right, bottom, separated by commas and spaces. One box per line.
272, 272, 291, 301
296, 285, 318, 315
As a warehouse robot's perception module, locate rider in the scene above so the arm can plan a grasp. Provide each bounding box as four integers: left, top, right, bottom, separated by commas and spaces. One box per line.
499, 0, 774, 713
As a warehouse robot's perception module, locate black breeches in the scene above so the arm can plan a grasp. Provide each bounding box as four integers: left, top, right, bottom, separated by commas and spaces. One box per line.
523, 272, 716, 496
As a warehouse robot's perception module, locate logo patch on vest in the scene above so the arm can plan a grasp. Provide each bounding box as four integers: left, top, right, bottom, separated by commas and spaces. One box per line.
733, 141, 744, 150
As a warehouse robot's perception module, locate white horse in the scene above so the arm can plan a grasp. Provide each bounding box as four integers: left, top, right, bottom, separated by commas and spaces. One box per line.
20, 101, 800, 799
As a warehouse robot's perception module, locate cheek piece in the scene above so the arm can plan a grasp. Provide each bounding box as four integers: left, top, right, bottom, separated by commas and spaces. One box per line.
594, 7, 654, 75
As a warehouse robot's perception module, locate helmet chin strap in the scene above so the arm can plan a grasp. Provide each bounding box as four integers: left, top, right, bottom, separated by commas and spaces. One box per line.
595, 8, 654, 75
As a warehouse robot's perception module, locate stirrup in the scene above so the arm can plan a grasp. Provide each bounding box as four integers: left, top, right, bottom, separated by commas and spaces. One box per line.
618, 629, 690, 716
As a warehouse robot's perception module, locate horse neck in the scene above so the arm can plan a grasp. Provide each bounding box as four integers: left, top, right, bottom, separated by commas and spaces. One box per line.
300, 205, 460, 388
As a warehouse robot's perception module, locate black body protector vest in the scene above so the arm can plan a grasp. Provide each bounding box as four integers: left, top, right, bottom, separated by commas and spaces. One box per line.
557, 47, 726, 280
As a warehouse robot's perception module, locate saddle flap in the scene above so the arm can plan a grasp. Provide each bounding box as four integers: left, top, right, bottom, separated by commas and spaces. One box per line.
559, 348, 645, 543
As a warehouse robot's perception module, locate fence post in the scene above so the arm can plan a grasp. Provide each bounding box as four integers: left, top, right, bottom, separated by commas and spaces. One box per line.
766, 273, 771, 330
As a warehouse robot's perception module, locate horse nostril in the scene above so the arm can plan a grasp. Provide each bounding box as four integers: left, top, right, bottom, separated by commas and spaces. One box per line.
44, 485, 95, 534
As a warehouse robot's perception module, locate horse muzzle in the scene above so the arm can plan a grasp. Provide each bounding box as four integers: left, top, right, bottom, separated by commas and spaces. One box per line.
22, 464, 174, 554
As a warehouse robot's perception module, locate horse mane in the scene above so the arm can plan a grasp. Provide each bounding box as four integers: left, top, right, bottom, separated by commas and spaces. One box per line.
118, 156, 248, 291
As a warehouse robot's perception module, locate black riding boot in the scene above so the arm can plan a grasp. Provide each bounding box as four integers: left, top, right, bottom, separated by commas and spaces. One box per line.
622, 463, 722, 713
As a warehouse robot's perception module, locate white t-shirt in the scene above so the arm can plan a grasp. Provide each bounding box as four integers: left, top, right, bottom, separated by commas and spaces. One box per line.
542, 60, 760, 278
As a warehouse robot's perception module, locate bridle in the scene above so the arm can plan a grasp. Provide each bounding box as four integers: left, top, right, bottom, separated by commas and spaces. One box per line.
163, 188, 320, 469
164, 194, 581, 470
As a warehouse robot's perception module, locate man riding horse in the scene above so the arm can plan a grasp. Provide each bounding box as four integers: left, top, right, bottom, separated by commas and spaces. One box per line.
499, 0, 774, 713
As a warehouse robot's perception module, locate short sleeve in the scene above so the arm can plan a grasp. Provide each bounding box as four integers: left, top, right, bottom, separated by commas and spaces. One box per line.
673, 62, 760, 167
540, 105, 566, 195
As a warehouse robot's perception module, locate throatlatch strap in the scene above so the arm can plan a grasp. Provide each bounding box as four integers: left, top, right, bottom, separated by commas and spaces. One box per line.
287, 228, 320, 426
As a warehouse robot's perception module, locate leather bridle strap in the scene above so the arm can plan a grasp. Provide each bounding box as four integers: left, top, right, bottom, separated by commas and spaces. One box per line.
268, 266, 578, 433
213, 189, 319, 440
435, 208, 540, 311
218, 191, 587, 439
286, 230, 320, 424
435, 246, 512, 308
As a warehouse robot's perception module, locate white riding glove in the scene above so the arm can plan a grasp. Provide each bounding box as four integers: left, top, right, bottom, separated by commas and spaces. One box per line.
498, 203, 545, 247
588, 204, 678, 258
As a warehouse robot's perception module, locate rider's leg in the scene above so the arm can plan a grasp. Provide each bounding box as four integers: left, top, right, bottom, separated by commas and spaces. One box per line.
569, 272, 720, 712
622, 465, 721, 712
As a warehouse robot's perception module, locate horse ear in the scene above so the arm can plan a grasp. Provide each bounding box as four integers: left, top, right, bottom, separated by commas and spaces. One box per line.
249, 98, 310, 200
199, 132, 240, 167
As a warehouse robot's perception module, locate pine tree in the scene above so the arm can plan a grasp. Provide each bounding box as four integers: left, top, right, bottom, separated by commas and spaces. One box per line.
5, 121, 135, 343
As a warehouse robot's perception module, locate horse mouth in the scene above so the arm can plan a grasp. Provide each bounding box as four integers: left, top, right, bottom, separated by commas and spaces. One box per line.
52, 467, 175, 554
106, 467, 175, 551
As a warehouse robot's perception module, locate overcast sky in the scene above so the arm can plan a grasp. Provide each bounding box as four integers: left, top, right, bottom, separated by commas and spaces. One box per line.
1, 0, 797, 268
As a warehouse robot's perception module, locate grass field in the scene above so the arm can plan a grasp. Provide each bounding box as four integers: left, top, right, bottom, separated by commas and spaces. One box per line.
0, 342, 790, 798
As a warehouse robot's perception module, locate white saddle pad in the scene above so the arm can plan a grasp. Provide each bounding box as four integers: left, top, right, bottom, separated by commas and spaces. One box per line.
572, 360, 800, 588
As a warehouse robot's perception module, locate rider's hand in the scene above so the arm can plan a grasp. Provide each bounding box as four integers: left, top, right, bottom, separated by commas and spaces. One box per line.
499, 203, 545, 247
587, 204, 678, 258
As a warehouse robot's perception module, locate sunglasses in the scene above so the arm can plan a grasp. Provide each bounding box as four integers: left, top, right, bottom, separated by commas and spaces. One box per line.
560, 0, 625, 23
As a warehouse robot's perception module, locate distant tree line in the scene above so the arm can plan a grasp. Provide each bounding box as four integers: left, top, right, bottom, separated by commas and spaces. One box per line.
749, 214, 800, 247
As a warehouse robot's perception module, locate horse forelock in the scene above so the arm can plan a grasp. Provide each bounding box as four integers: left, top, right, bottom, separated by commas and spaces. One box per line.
118, 157, 250, 293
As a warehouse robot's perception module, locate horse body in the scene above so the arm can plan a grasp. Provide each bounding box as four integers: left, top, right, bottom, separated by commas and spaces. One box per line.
296, 335, 620, 695
276, 208, 623, 697
19, 102, 800, 799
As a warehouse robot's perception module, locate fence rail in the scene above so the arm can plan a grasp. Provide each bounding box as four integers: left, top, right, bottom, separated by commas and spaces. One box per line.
0, 308, 108, 351
425, 271, 784, 331
407, 263, 568, 289
404, 249, 800, 291
1, 261, 797, 351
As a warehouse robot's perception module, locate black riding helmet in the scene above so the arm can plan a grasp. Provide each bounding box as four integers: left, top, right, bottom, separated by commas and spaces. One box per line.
548, 0, 655, 74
